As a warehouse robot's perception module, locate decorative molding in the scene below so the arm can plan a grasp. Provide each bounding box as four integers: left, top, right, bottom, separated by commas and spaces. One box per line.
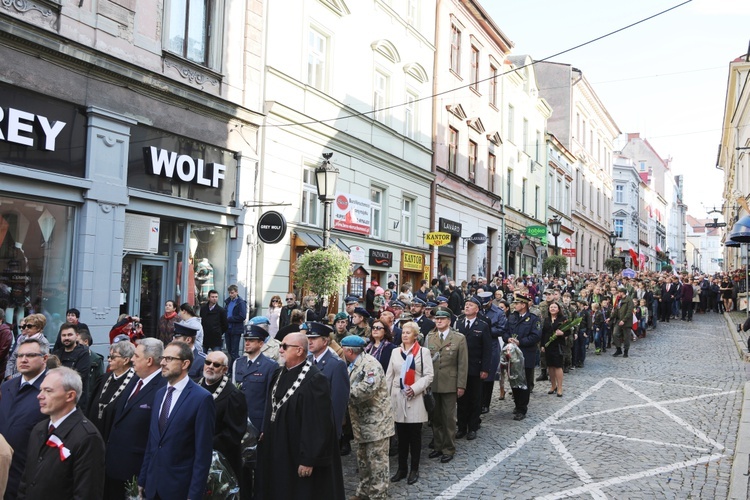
467, 117, 485, 134
1, 0, 54, 17
403, 62, 428, 83
317, 0, 350, 17
487, 132, 502, 145
371, 39, 400, 63
99, 203, 114, 214
98, 134, 118, 148
163, 57, 220, 87
446, 103, 466, 121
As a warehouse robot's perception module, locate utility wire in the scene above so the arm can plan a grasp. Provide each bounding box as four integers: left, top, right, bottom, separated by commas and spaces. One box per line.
261, 0, 693, 129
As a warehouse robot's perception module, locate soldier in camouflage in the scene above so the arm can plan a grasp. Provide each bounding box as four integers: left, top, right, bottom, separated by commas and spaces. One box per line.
535, 289, 555, 382
342, 335, 394, 500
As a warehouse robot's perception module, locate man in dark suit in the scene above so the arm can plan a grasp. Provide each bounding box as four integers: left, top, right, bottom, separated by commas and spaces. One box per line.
18, 367, 105, 498
232, 325, 279, 433
660, 277, 677, 322
0, 338, 48, 499
52, 322, 91, 411
139, 342, 215, 499
304, 322, 349, 437
104, 338, 166, 500
410, 297, 436, 337
86, 335, 135, 439
199, 290, 228, 352
199, 350, 247, 485
478, 291, 507, 412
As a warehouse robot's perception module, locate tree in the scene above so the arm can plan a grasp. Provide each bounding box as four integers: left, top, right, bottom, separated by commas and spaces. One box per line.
542, 255, 568, 277
662, 264, 673, 273
604, 258, 624, 274
293, 246, 351, 298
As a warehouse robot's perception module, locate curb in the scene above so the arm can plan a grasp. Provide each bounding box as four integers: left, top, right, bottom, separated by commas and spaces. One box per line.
723, 312, 750, 362
729, 381, 750, 499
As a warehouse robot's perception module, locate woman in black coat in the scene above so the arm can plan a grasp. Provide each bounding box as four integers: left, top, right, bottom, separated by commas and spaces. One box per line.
540, 302, 568, 397
364, 319, 396, 372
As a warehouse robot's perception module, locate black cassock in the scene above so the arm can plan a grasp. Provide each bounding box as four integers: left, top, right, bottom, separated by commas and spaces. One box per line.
257, 363, 345, 500
202, 378, 248, 482
85, 370, 132, 440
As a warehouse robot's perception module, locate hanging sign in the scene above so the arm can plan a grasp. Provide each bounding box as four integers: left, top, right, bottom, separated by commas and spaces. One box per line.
425, 232, 452, 246
257, 211, 287, 244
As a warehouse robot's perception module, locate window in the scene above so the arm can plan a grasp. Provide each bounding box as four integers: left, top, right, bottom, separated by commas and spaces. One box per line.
401, 198, 413, 244
556, 179, 562, 210
615, 184, 623, 203
548, 173, 554, 205
450, 24, 461, 74
614, 218, 624, 237
521, 178, 527, 213
536, 130, 542, 162
534, 186, 540, 219
301, 167, 319, 226
406, 0, 419, 26
404, 91, 417, 139
507, 105, 515, 143
370, 187, 383, 238
564, 183, 570, 213
582, 120, 586, 148
589, 131, 593, 153
488, 152, 496, 192
597, 138, 601, 163
468, 140, 477, 183
165, 0, 215, 66
506, 168, 513, 206
307, 28, 328, 90
448, 127, 458, 173
373, 71, 389, 123
522, 119, 529, 155
576, 113, 580, 140
470, 46, 479, 90
639, 161, 646, 171
489, 65, 497, 106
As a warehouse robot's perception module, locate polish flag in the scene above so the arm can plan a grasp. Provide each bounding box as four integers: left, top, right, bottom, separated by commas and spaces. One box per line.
565, 237, 572, 244
629, 248, 639, 269
655, 244, 662, 253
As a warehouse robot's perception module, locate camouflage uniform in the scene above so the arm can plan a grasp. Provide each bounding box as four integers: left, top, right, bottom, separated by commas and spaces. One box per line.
560, 301, 576, 372
348, 352, 394, 500
349, 325, 372, 339
260, 337, 283, 365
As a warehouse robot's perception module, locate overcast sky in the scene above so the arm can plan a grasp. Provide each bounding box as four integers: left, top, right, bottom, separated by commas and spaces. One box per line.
484, 0, 750, 219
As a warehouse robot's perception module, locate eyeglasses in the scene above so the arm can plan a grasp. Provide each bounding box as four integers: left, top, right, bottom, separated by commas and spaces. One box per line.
372, 326, 385, 331
279, 343, 302, 350
161, 356, 184, 363
17, 353, 44, 359
21, 324, 36, 330
285, 298, 295, 301
205, 361, 226, 369
272, 300, 281, 303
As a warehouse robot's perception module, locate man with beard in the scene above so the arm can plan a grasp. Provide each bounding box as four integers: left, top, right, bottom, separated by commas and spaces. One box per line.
52, 323, 91, 410
200, 290, 228, 352
200, 351, 247, 486
257, 333, 344, 499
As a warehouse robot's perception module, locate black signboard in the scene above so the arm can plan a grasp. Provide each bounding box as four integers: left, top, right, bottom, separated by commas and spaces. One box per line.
257, 211, 287, 244
439, 218, 461, 255
369, 249, 393, 267
0, 82, 87, 177
469, 233, 487, 244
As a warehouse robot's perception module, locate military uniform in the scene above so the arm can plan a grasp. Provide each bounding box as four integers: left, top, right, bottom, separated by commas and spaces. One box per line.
348, 325, 371, 339
425, 326, 468, 458
232, 352, 280, 432
260, 336, 282, 365
348, 352, 393, 500
455, 314, 492, 436
610, 291, 635, 356
505, 309, 542, 417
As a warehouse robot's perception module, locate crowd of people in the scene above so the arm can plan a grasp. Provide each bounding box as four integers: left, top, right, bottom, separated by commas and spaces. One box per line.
0, 267, 740, 499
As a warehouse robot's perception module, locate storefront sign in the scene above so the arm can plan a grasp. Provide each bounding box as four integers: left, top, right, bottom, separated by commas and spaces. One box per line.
439, 218, 462, 235
369, 249, 393, 267
425, 231, 452, 246
349, 245, 366, 264
438, 218, 461, 256
332, 192, 371, 235
561, 248, 576, 257
526, 226, 546, 239
401, 251, 424, 272
468, 233, 487, 244
257, 211, 287, 244
143, 146, 226, 188
0, 107, 66, 151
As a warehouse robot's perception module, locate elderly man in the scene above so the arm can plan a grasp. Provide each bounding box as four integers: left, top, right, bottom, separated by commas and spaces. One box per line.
342, 335, 394, 500
105, 338, 166, 500
425, 307, 468, 463
257, 333, 344, 499
200, 350, 247, 483
18, 367, 105, 499
0, 338, 49, 499
86, 335, 136, 437
172, 323, 206, 381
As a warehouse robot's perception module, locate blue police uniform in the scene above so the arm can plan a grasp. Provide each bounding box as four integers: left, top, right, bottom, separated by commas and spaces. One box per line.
233, 353, 280, 432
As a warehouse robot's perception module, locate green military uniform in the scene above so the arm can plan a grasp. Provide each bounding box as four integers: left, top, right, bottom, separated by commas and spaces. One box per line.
610, 289, 635, 356
426, 325, 468, 458
349, 325, 371, 339
348, 352, 393, 500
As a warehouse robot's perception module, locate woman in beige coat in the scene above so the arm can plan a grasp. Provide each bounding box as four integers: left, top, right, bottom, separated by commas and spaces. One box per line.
385, 321, 434, 485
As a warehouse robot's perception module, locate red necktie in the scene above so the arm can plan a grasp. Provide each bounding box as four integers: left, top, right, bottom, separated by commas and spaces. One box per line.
129, 380, 143, 401
48, 424, 55, 436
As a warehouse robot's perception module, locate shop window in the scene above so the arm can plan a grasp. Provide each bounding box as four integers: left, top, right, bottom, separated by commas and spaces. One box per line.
187, 224, 228, 307
0, 196, 74, 340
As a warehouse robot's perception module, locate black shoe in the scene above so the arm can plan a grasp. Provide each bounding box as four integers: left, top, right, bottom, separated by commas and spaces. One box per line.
440, 454, 454, 463
623, 349, 629, 358
428, 440, 434, 449
512, 407, 520, 414
513, 413, 526, 421
407, 470, 419, 485
340, 439, 351, 456
429, 450, 443, 459
481, 406, 490, 414
390, 469, 408, 482
613, 348, 622, 357
455, 429, 467, 439
536, 371, 548, 381
389, 446, 399, 457
467, 431, 477, 440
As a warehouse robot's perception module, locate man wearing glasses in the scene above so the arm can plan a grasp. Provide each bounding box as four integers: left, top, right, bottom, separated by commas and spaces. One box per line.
0, 338, 49, 499
279, 293, 298, 330
139, 342, 215, 500
257, 332, 344, 499
172, 323, 206, 382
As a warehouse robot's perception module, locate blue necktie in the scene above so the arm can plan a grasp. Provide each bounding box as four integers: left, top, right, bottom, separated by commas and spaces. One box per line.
158, 386, 175, 433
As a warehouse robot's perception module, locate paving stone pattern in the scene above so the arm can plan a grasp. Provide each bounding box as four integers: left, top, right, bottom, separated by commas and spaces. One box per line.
341, 311, 745, 499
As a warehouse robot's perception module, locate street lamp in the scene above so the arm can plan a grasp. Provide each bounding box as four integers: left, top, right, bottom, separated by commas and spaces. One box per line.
549, 215, 562, 255
608, 231, 617, 258
315, 153, 339, 249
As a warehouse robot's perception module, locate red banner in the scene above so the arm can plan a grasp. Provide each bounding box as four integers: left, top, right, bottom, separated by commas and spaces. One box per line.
561, 248, 576, 257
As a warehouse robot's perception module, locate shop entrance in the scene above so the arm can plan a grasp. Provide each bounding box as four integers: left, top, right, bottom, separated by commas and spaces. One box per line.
121, 258, 168, 339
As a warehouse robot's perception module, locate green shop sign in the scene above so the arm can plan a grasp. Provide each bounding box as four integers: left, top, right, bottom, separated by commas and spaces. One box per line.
525, 225, 547, 245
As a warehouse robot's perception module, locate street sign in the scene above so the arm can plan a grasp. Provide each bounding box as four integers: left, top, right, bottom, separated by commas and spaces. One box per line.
257, 211, 287, 244
561, 248, 576, 257
705, 222, 727, 228
425, 231, 452, 246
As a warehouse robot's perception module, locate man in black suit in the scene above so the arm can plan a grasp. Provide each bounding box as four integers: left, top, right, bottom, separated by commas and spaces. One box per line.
660, 277, 677, 322
18, 367, 105, 498
0, 338, 48, 499
410, 297, 436, 338
104, 338, 166, 500
52, 323, 91, 411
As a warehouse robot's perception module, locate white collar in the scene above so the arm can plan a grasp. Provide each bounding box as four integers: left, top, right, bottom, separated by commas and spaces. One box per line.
50, 407, 77, 430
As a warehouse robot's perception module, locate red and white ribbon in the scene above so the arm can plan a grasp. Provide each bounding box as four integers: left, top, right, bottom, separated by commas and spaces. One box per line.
46, 435, 71, 461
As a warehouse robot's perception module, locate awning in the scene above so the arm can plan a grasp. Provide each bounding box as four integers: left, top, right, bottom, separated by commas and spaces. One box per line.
294, 230, 350, 253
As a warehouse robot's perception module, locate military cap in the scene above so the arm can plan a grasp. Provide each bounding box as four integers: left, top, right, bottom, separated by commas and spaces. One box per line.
617, 286, 627, 293
477, 291, 493, 305
466, 296, 483, 307
412, 297, 427, 306
248, 316, 270, 326
334, 312, 348, 322
352, 306, 370, 318
432, 306, 454, 318
512, 292, 532, 304
112, 334, 131, 344
243, 324, 269, 340
543, 289, 554, 295
390, 300, 406, 310
344, 295, 360, 304
340, 335, 367, 348
398, 313, 414, 323
173, 323, 199, 337
302, 321, 333, 338
426, 301, 438, 308
436, 296, 449, 303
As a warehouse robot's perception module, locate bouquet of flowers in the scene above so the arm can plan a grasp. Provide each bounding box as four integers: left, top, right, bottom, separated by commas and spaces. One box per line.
544, 316, 583, 348
205, 450, 240, 499
502, 343, 527, 390
124, 476, 139, 500
241, 419, 259, 467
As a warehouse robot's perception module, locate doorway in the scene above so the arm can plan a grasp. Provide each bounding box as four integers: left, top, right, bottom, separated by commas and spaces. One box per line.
121, 258, 168, 339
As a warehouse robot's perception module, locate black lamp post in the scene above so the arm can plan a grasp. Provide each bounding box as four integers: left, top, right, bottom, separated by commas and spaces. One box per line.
608, 231, 617, 258
315, 153, 339, 249
549, 215, 561, 256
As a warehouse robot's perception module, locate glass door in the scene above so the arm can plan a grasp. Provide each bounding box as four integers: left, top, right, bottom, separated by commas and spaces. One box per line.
124, 259, 168, 339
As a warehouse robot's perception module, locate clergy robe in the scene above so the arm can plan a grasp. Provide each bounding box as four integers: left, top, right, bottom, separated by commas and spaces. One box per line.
256, 363, 344, 500
85, 368, 134, 440
201, 376, 247, 481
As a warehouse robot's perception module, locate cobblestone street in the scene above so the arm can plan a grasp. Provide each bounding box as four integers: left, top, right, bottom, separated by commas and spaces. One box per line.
342, 311, 746, 499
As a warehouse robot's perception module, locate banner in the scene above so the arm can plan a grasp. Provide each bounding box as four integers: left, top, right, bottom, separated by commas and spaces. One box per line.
332, 192, 371, 235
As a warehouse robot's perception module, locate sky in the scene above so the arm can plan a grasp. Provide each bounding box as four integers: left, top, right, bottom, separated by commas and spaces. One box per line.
484, 0, 750, 219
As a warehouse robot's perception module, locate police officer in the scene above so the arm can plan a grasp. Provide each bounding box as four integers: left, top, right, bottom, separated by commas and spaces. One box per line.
455, 297, 492, 441
504, 292, 541, 420
477, 291, 507, 414
410, 297, 435, 337
248, 316, 282, 365
171, 323, 205, 382
342, 335, 393, 500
